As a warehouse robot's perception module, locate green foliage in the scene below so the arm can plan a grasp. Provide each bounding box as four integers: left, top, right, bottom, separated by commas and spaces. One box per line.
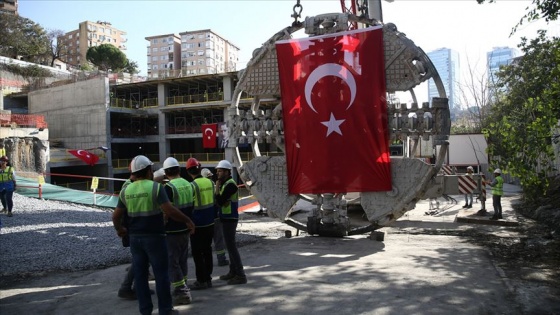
0, 12, 50, 62
0, 63, 52, 79
86, 44, 127, 72
484, 31, 560, 201
476, 0, 559, 34
124, 59, 139, 74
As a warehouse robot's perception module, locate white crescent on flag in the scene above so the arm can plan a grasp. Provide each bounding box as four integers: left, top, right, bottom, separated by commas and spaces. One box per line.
76, 150, 90, 158
304, 63, 357, 113
204, 128, 214, 139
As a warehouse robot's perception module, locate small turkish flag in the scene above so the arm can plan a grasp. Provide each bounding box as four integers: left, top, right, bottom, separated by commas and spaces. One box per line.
276, 26, 391, 194
202, 124, 217, 149
68, 149, 99, 166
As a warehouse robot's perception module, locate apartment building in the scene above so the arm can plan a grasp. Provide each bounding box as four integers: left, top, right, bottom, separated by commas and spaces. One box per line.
146, 29, 240, 79
0, 0, 18, 14
145, 34, 181, 78
58, 20, 127, 68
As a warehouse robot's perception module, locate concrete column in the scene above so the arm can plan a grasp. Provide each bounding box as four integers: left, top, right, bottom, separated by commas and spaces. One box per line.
222, 76, 233, 102
158, 83, 169, 162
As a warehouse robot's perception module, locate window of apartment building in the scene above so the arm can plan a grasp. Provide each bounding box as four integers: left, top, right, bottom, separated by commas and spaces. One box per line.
69, 34, 73, 39
160, 55, 167, 61
205, 41, 213, 48
181, 53, 187, 58
168, 36, 173, 42
106, 36, 112, 42
185, 43, 194, 49
93, 34, 97, 39
187, 69, 196, 75
69, 57, 73, 62
152, 56, 158, 61
198, 42, 202, 48
153, 39, 158, 44
77, 56, 80, 61
199, 68, 205, 74
76, 40, 79, 45
206, 58, 214, 67
198, 59, 204, 65
198, 34, 204, 39
105, 28, 110, 34
153, 47, 159, 53
100, 27, 104, 33
206, 33, 213, 39
187, 51, 195, 57
197, 50, 204, 56
153, 65, 158, 70
187, 61, 195, 66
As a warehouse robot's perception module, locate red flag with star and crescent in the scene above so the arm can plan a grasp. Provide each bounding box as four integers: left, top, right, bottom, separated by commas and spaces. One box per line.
68, 149, 99, 166
276, 26, 391, 194
202, 123, 217, 148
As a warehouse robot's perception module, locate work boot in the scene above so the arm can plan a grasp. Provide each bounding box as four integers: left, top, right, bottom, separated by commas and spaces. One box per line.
0, 208, 6, 213
7, 212, 12, 217
467, 204, 472, 209
219, 273, 235, 281
172, 288, 192, 305
190, 280, 208, 290
227, 275, 247, 285
118, 288, 137, 300
462, 204, 468, 208
217, 254, 229, 266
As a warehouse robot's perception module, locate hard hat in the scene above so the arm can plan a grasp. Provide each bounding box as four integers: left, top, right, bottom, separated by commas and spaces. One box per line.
130, 155, 153, 173
493, 168, 501, 174
467, 166, 474, 171
163, 157, 180, 170
201, 168, 213, 178
216, 160, 232, 170
154, 168, 165, 182
186, 157, 200, 169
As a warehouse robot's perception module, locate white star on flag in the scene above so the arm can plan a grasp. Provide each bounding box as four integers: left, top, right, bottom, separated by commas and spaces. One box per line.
321, 113, 345, 137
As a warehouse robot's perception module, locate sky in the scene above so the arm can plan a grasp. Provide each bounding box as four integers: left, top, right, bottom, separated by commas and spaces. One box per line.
18, 0, 560, 105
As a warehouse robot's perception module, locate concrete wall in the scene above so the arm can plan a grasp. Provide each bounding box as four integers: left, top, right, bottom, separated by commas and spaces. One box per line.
28, 77, 108, 150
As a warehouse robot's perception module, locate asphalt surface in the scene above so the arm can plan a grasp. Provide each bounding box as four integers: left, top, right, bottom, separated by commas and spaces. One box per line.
0, 185, 530, 315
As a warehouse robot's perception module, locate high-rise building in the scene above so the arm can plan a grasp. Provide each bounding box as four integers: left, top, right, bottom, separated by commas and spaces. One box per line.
58, 21, 127, 68
0, 0, 18, 15
145, 34, 181, 78
427, 48, 460, 111
487, 46, 520, 86
145, 29, 239, 79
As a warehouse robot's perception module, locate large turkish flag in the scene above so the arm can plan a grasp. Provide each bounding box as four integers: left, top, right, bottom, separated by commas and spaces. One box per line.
68, 150, 99, 166
276, 26, 391, 194
202, 123, 217, 149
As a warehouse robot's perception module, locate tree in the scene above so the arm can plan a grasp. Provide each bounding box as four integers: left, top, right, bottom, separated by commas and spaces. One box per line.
45, 29, 68, 67
477, 0, 559, 34
0, 12, 49, 62
124, 59, 139, 74
86, 44, 127, 72
483, 31, 560, 200
453, 56, 492, 134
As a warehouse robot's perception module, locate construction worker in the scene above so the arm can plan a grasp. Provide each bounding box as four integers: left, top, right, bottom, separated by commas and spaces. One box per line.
0, 156, 16, 217
463, 166, 474, 209
202, 167, 229, 267
185, 158, 216, 290
486, 168, 504, 220
215, 160, 247, 285
112, 155, 195, 315
162, 157, 194, 305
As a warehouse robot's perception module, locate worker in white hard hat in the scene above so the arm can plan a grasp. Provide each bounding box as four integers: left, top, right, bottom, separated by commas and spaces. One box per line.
112, 155, 195, 315
201, 168, 229, 267
215, 160, 247, 285
162, 157, 194, 305
486, 168, 504, 220
463, 166, 475, 209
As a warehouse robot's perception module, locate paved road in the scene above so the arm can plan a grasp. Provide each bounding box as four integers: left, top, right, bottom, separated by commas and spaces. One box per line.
0, 186, 529, 315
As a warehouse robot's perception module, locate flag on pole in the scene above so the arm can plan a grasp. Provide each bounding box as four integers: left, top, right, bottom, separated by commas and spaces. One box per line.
68, 150, 99, 166
202, 123, 217, 149
276, 26, 391, 194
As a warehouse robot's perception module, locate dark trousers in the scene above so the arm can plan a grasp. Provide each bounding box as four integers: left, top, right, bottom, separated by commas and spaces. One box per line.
190, 225, 214, 282
0, 189, 14, 212
222, 220, 245, 277
166, 233, 190, 288
492, 195, 502, 217
130, 234, 172, 315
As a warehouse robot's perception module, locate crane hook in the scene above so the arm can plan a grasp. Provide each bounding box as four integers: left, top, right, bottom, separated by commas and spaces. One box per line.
291, 0, 303, 27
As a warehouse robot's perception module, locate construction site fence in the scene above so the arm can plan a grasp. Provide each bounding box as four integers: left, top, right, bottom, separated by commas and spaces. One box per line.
0, 113, 48, 129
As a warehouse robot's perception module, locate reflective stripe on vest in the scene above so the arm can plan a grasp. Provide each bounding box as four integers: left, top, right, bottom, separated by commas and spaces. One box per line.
120, 180, 160, 217
219, 178, 238, 218
166, 178, 194, 209
191, 177, 216, 227
492, 176, 504, 196
0, 166, 14, 182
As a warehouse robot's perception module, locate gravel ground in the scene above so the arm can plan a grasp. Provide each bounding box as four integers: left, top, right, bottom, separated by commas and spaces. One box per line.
0, 193, 263, 285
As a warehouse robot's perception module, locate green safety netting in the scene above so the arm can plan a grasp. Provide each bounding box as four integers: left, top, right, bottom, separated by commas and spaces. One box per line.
16, 176, 118, 208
